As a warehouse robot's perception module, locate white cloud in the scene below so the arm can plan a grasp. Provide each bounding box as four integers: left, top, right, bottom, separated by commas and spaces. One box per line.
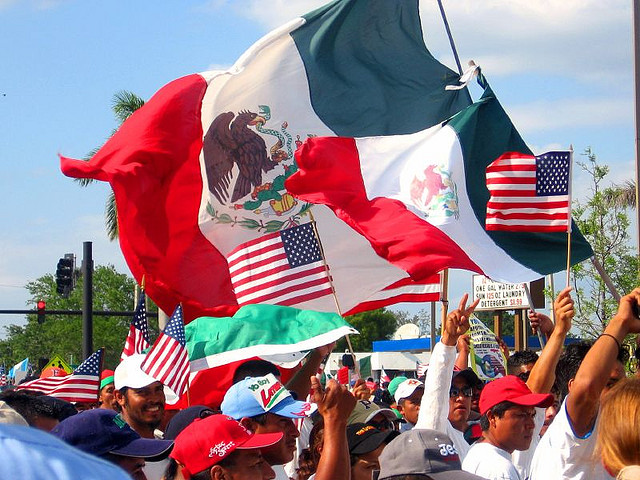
507, 97, 632, 134
231, 1, 631, 88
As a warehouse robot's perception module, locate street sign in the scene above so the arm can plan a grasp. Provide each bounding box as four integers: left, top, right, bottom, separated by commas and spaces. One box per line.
42, 354, 73, 374
472, 276, 545, 311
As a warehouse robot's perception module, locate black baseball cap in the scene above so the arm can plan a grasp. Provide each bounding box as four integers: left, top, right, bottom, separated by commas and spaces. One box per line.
347, 423, 400, 456
52, 408, 173, 460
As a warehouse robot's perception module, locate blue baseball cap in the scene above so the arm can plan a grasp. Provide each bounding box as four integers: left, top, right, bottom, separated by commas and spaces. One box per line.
51, 409, 173, 460
221, 374, 315, 420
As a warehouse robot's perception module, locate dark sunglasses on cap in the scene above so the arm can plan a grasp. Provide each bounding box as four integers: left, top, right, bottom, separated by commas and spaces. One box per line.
449, 386, 473, 398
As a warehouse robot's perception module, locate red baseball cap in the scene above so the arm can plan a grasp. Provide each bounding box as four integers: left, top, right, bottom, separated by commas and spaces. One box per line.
170, 414, 283, 479
479, 375, 554, 415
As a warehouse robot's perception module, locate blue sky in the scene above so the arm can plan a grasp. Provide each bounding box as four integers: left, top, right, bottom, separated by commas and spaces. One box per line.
0, 0, 635, 333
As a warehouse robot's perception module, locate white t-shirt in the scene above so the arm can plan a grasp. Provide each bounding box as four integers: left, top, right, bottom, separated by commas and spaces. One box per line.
529, 397, 612, 480
415, 341, 470, 460
462, 442, 521, 480
273, 464, 291, 480
511, 407, 545, 480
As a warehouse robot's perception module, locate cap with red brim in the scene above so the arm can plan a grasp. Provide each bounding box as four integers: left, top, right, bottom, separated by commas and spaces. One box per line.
479, 375, 554, 415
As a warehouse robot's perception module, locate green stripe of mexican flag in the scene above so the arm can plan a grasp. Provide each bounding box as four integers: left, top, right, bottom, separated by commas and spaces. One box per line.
287, 85, 592, 282
186, 304, 358, 372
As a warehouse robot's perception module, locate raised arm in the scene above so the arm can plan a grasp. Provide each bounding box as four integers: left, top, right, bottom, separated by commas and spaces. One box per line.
310, 377, 356, 480
286, 342, 335, 400
416, 294, 479, 430
568, 288, 640, 437
526, 287, 574, 394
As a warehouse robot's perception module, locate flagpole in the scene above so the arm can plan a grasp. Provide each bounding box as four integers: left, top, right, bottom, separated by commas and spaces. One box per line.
440, 269, 449, 340
436, 0, 463, 75
565, 147, 574, 288
548, 274, 556, 324
307, 211, 359, 375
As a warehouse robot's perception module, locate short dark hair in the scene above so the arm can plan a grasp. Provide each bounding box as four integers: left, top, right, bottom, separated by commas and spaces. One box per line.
0, 390, 58, 425
479, 400, 516, 431
555, 341, 593, 400
232, 360, 280, 384
507, 350, 539, 375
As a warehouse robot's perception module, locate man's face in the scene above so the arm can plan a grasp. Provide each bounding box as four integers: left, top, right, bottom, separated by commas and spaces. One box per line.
250, 413, 300, 466
448, 376, 472, 429
490, 405, 536, 452
115, 381, 165, 433
540, 393, 560, 437
216, 449, 275, 480
351, 444, 385, 480
397, 388, 423, 425
99, 383, 117, 410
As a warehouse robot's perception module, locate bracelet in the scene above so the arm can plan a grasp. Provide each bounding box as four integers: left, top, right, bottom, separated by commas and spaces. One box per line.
598, 333, 621, 352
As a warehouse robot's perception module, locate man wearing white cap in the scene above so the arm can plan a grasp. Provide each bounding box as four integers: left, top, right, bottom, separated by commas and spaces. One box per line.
114, 353, 167, 480
114, 354, 165, 440
393, 378, 424, 431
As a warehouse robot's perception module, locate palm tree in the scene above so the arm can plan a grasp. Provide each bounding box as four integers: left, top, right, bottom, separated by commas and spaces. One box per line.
77, 91, 145, 240
603, 180, 636, 209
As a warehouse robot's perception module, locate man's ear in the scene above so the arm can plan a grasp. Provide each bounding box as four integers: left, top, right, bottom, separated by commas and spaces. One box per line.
210, 465, 225, 480
113, 389, 126, 408
568, 378, 575, 392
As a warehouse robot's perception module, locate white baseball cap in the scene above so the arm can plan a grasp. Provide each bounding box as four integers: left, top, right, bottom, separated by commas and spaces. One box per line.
114, 354, 158, 390
394, 379, 424, 403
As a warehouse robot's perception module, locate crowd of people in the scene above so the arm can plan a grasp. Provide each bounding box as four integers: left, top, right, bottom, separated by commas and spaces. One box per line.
1, 287, 640, 480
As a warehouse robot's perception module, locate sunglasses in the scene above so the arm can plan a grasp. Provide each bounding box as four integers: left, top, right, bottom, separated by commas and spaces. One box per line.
449, 386, 473, 398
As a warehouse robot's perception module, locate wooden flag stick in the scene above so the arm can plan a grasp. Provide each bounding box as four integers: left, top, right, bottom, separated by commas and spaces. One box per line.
565, 147, 574, 288
307, 211, 358, 376
440, 269, 450, 339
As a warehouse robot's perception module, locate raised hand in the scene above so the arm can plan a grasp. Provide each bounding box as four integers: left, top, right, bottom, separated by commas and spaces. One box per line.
442, 294, 480, 346
553, 286, 574, 334
310, 377, 356, 424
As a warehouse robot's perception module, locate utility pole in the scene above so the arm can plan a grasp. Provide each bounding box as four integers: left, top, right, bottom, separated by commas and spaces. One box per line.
82, 242, 93, 360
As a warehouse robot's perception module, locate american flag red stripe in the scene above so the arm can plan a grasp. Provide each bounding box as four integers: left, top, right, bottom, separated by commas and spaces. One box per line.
15, 349, 103, 403
344, 273, 443, 315
485, 151, 571, 232
121, 293, 150, 361
141, 305, 190, 396
227, 223, 333, 307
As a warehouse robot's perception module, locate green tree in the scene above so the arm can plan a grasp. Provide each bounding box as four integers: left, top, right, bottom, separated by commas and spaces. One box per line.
571, 148, 639, 338
0, 265, 156, 370
76, 91, 146, 240
336, 308, 398, 352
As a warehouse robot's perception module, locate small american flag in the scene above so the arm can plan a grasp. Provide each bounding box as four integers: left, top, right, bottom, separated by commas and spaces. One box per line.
121, 292, 150, 361
0, 365, 7, 387
140, 305, 190, 396
227, 222, 333, 306
344, 273, 442, 315
417, 362, 429, 378
485, 151, 571, 232
15, 349, 103, 402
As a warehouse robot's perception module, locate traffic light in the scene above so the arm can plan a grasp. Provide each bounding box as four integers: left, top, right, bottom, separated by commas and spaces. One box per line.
37, 300, 46, 324
56, 254, 75, 298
